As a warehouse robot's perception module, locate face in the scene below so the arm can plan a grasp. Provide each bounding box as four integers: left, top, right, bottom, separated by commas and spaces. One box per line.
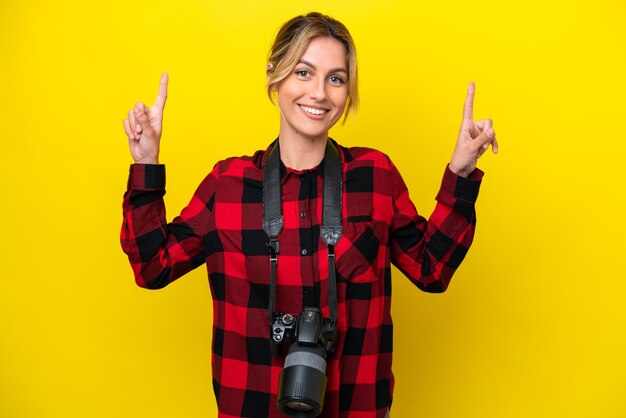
276, 36, 349, 142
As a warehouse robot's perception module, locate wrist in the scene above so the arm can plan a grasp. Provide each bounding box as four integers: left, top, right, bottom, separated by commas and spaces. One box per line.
448, 163, 471, 178
135, 158, 159, 165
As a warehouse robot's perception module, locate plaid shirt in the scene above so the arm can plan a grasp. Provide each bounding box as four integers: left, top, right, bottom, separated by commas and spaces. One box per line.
120, 139, 483, 418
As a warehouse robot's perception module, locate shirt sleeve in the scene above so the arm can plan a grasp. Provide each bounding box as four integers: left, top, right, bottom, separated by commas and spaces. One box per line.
389, 162, 483, 292
120, 163, 218, 289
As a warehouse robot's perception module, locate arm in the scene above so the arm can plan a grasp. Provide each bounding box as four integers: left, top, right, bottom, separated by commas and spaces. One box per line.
120, 73, 216, 288
389, 82, 497, 290
389, 162, 483, 292
120, 163, 218, 289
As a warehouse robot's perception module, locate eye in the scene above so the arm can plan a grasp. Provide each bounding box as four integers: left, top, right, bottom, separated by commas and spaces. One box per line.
328, 75, 345, 85
295, 70, 311, 78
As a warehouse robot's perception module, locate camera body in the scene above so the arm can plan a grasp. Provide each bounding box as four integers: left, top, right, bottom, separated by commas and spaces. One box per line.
270, 307, 337, 417
270, 307, 336, 356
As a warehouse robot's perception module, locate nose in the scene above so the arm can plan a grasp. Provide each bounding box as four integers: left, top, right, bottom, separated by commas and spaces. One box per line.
308, 77, 327, 102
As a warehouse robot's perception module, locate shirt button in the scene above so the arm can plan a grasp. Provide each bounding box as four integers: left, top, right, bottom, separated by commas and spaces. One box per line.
300, 211, 307, 218
301, 249, 308, 255
304, 289, 310, 295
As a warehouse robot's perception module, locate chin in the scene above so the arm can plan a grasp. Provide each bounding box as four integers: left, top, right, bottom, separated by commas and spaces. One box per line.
291, 121, 331, 140
300, 129, 331, 141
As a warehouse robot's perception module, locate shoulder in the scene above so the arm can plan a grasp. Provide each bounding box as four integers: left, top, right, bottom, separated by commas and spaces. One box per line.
211, 149, 265, 180
337, 143, 394, 170
337, 144, 400, 197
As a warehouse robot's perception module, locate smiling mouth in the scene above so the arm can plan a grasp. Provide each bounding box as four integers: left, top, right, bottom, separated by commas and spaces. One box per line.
299, 104, 329, 116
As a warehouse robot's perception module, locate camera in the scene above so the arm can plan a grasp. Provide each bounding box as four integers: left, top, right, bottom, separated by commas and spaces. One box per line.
271, 307, 337, 417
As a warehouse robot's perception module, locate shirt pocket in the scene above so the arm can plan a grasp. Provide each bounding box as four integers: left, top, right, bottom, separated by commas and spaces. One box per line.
335, 220, 387, 283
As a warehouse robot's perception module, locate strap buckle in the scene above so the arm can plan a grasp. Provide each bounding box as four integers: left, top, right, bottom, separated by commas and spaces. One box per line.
266, 237, 279, 260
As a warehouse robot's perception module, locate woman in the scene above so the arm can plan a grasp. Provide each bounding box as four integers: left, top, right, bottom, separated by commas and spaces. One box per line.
121, 12, 497, 418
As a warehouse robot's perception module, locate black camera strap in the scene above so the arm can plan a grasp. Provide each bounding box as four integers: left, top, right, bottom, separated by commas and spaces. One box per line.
263, 138, 342, 331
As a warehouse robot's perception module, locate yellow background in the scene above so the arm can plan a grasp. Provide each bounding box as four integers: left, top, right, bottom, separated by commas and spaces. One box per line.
1, 0, 625, 417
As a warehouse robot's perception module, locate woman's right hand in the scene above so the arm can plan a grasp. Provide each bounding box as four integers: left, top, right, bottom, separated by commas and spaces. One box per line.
123, 72, 169, 164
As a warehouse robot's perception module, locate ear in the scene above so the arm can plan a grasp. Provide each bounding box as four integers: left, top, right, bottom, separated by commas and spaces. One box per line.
266, 63, 274, 84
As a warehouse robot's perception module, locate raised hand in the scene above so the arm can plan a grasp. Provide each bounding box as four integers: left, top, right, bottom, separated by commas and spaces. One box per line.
123, 72, 169, 164
448, 82, 498, 177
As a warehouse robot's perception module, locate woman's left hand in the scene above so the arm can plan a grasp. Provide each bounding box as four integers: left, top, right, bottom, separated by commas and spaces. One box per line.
448, 82, 498, 177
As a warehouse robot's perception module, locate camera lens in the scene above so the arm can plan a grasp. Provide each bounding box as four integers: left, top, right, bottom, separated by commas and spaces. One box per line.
277, 344, 327, 417
284, 401, 313, 412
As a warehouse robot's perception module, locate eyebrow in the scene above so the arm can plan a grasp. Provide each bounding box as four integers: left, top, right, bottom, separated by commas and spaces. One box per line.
297, 59, 348, 75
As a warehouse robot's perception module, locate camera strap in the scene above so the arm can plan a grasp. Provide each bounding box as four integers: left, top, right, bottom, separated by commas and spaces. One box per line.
263, 138, 342, 331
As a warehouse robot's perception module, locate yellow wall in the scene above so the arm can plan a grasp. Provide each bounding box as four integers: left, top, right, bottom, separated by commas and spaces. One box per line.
1, 1, 625, 417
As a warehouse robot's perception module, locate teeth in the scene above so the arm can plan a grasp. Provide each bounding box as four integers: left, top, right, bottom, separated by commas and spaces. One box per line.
300, 105, 327, 115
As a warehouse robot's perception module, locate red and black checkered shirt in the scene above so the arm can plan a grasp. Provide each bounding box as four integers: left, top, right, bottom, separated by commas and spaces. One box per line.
120, 139, 483, 417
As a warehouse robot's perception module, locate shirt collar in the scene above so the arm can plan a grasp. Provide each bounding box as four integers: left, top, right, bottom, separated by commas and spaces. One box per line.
261, 137, 342, 183
280, 159, 324, 184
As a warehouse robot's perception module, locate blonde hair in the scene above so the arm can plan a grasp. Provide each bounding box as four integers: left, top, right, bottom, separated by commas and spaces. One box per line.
266, 12, 359, 122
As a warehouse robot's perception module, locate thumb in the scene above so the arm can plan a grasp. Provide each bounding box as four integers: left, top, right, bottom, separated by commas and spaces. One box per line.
133, 102, 151, 127
471, 128, 495, 152
133, 102, 156, 138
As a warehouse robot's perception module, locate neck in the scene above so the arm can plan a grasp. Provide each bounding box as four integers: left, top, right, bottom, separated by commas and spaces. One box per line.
278, 133, 328, 171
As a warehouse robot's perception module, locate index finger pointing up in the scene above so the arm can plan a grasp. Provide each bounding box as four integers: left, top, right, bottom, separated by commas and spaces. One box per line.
463, 81, 475, 122
153, 72, 169, 111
